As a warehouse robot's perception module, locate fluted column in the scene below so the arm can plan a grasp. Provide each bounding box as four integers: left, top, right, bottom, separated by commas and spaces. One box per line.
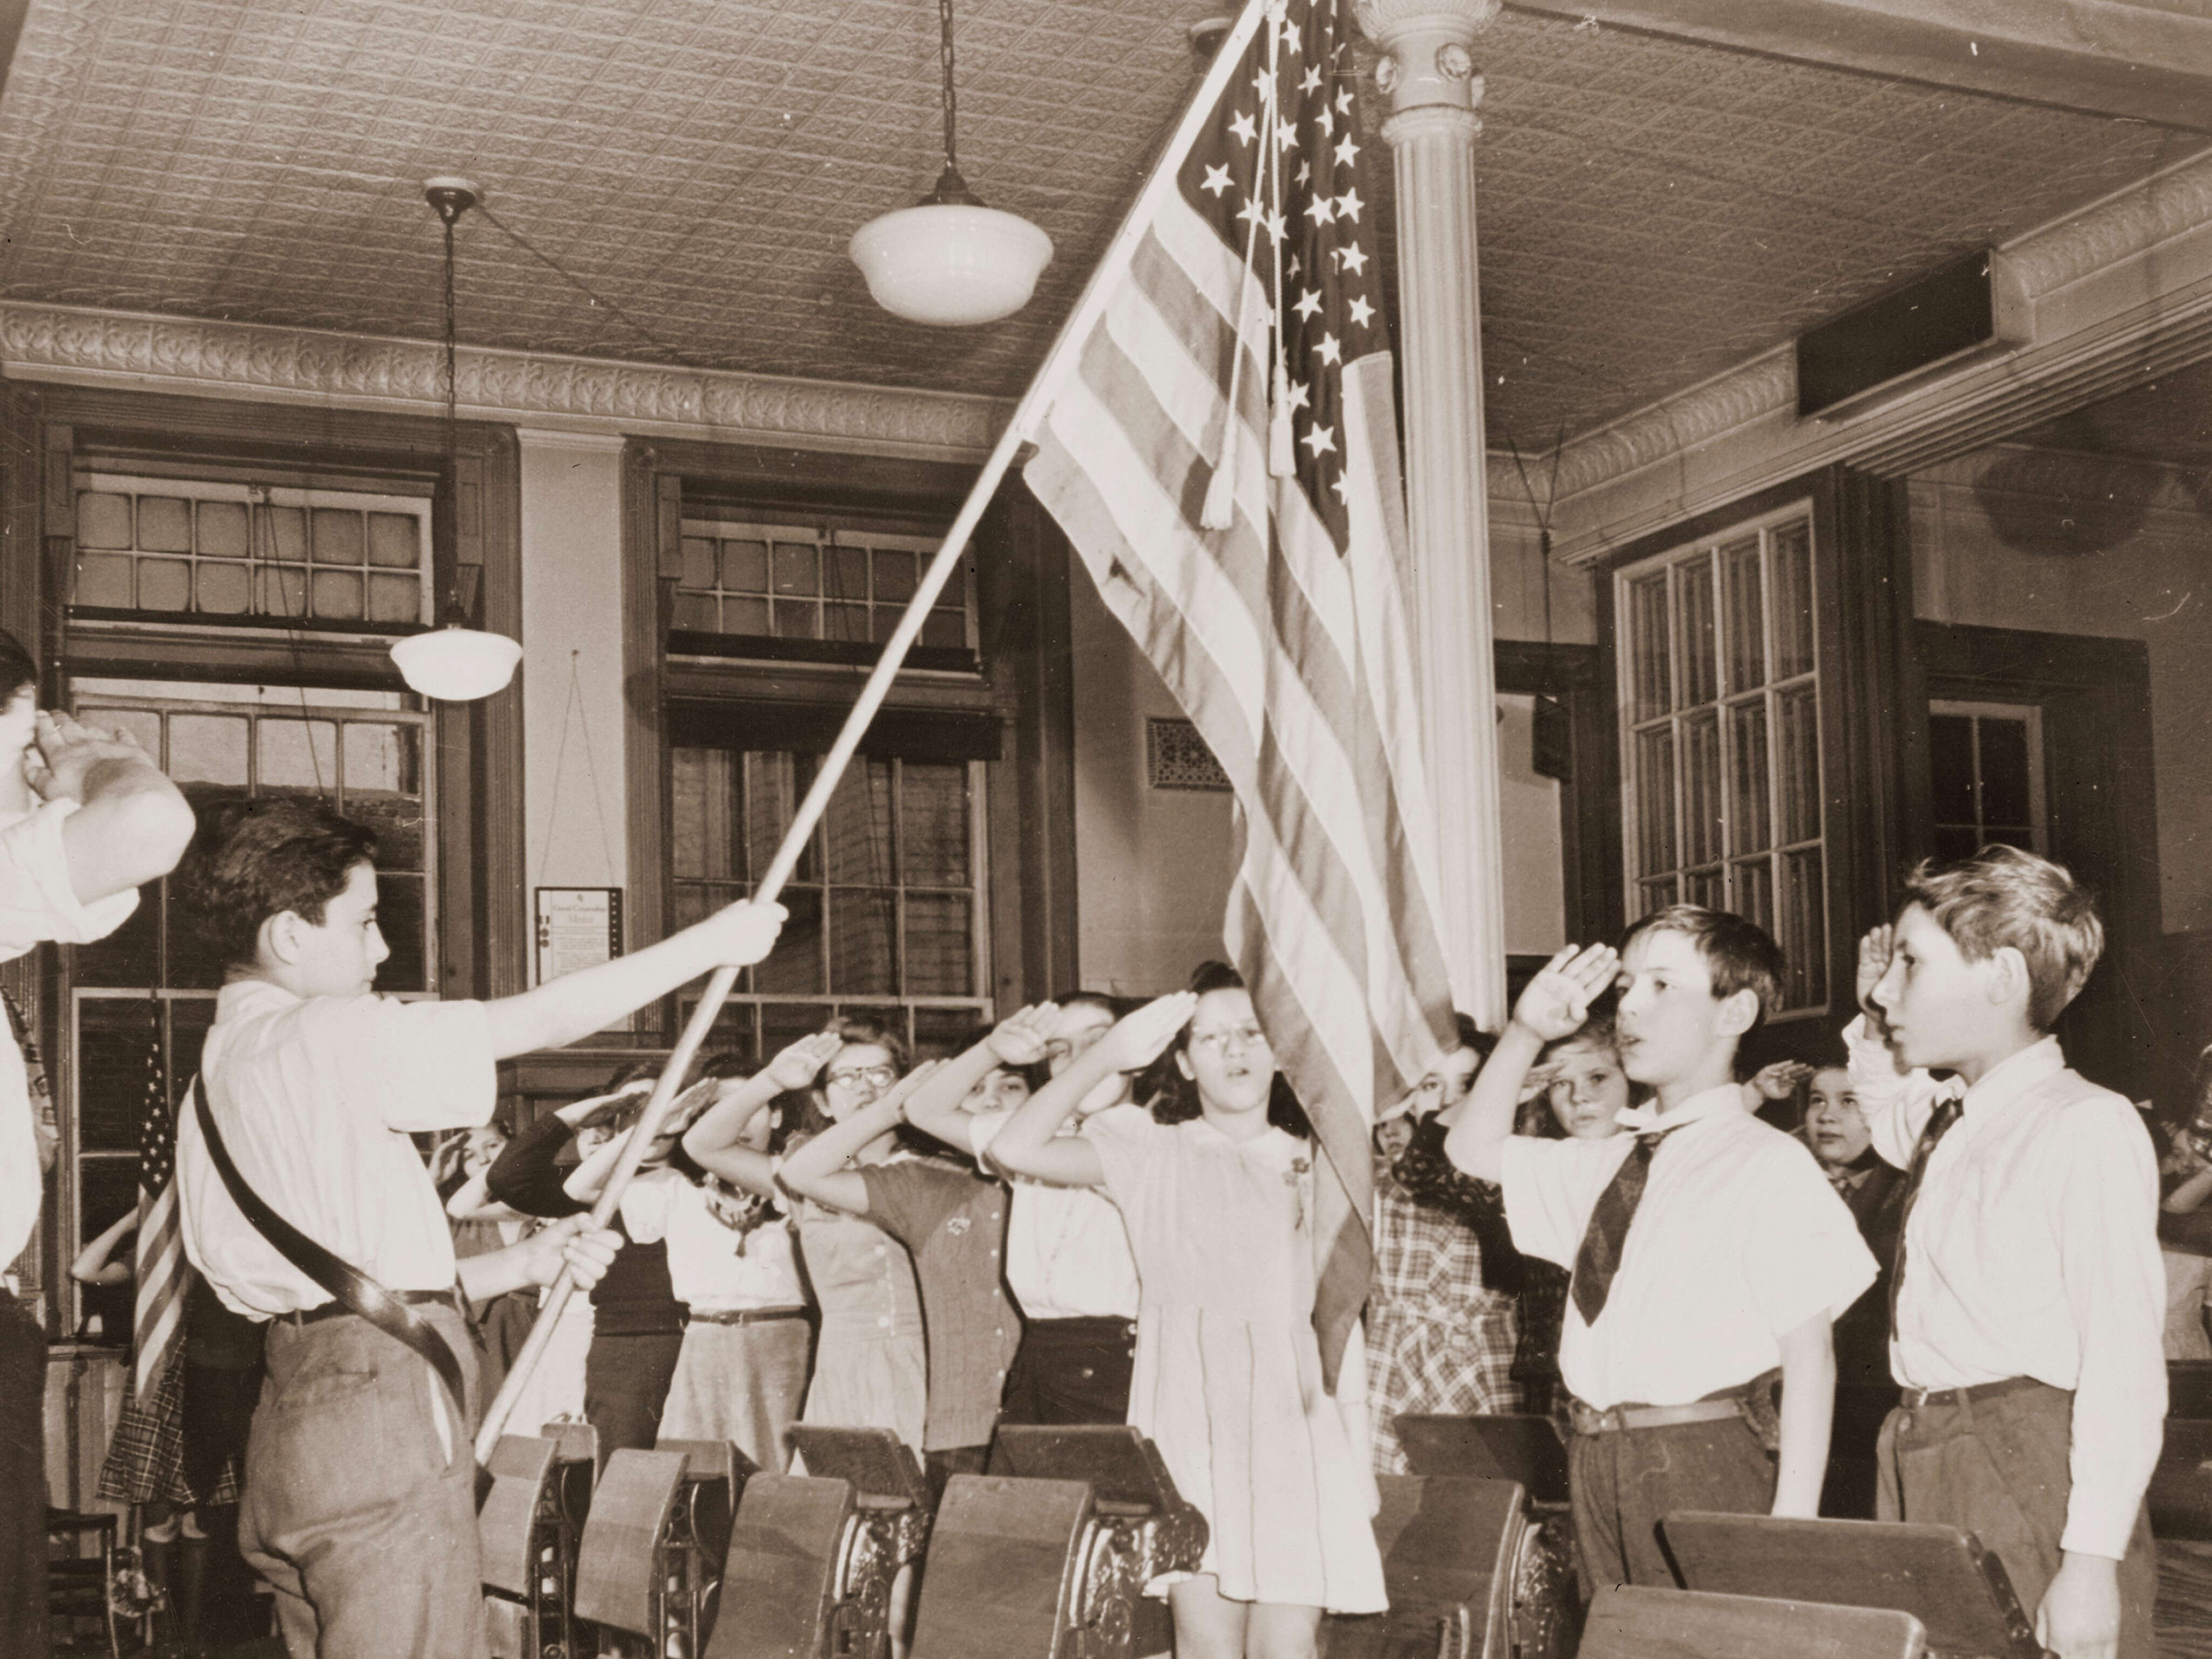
1359, 0, 1507, 1030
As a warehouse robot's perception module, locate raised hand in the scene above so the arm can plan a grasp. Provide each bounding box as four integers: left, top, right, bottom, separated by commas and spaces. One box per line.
1856, 925, 1894, 1016
1099, 992, 1199, 1074
1510, 943, 1619, 1043
697, 898, 788, 970
26, 710, 148, 803
987, 1003, 1059, 1068
1748, 1060, 1815, 1102
767, 1031, 843, 1092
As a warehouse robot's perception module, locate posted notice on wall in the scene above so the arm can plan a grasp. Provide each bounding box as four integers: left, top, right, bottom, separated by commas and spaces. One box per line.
535, 887, 624, 984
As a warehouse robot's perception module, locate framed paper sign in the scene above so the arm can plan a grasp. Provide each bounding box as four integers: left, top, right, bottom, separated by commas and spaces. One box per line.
536, 887, 624, 984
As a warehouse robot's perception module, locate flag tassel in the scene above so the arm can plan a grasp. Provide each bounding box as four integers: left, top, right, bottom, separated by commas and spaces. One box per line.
1269, 353, 1296, 477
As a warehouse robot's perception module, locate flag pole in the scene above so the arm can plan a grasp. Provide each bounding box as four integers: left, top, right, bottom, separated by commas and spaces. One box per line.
474, 0, 1274, 1464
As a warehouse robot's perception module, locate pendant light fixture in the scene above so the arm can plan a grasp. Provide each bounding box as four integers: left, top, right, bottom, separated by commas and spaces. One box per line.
848, 0, 1052, 327
390, 177, 524, 702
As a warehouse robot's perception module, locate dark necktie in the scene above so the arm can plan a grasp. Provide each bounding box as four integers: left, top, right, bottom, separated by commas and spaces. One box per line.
1572, 1128, 1675, 1325
1887, 1087, 1965, 1338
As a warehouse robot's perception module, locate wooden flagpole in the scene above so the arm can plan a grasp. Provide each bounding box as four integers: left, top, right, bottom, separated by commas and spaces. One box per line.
474, 0, 1275, 1464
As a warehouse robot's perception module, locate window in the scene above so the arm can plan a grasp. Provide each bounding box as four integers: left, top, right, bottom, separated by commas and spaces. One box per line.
73, 475, 432, 626
1928, 702, 2046, 862
59, 680, 433, 1336
675, 520, 975, 656
669, 745, 990, 1058
1618, 506, 1827, 1012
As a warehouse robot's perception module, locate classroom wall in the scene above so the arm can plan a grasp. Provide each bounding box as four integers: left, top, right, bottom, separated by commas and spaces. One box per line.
1068, 518, 1585, 995
1908, 448, 2212, 935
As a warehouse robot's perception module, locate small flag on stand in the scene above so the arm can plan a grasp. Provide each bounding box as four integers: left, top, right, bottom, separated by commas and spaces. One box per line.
130, 1002, 188, 1397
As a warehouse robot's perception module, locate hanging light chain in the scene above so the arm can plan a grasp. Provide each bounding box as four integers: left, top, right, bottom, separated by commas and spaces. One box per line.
939, 0, 959, 174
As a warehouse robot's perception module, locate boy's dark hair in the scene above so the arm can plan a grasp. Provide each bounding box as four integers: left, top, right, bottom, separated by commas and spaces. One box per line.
1053, 989, 1119, 1019
179, 794, 377, 972
1621, 905, 1785, 1031
826, 1013, 910, 1078
0, 627, 36, 706
1151, 960, 1313, 1138
1449, 1010, 1495, 1065
1903, 844, 2103, 1031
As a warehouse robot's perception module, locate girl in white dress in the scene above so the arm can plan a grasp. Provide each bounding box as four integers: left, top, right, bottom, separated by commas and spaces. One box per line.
990, 965, 1385, 1659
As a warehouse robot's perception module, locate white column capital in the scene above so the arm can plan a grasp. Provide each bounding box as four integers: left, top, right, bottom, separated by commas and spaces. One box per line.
1356, 0, 1500, 121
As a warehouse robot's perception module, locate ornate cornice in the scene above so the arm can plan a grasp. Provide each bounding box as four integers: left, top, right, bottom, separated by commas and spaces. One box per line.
0, 301, 1008, 461
2002, 151, 2212, 300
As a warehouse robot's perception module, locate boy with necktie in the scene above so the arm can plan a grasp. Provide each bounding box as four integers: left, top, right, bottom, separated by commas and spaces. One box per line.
1447, 908, 1874, 1591
1851, 846, 2163, 1659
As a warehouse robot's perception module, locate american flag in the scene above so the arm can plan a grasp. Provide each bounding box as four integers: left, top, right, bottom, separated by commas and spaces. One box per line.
1023, 0, 1457, 1380
130, 1007, 188, 1397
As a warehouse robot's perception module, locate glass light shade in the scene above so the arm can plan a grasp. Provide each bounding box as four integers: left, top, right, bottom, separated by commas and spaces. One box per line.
849, 203, 1053, 326
390, 625, 522, 702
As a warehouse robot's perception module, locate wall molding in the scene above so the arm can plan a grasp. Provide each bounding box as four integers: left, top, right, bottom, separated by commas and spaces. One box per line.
0, 301, 1008, 462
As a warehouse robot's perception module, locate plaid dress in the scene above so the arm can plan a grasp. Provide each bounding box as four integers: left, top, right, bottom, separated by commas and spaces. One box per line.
1366, 1118, 1523, 1474
97, 1344, 240, 1509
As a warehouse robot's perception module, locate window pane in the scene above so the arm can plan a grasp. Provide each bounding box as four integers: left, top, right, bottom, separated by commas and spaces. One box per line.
725, 597, 770, 635
672, 747, 741, 882
828, 889, 896, 995
367, 574, 420, 624
913, 1004, 983, 1061
822, 761, 894, 887
169, 714, 249, 786
753, 887, 824, 996
139, 559, 190, 611
311, 569, 364, 620
260, 567, 308, 617
343, 723, 424, 871
1676, 555, 1717, 708
1681, 710, 1722, 866
195, 562, 251, 615
671, 591, 718, 633
824, 602, 871, 644
263, 505, 307, 562
170, 997, 217, 1089
1769, 521, 1816, 679
367, 512, 420, 569
772, 543, 819, 596
1727, 700, 1771, 853
827, 545, 871, 601
905, 892, 974, 996
873, 550, 917, 603
746, 753, 815, 886
77, 492, 132, 549
77, 997, 161, 1152
899, 763, 970, 887
75, 889, 158, 986
1635, 726, 1677, 875
258, 719, 338, 795
1776, 685, 1821, 845
1932, 824, 1980, 863
680, 537, 717, 590
1731, 856, 1773, 934
376, 872, 428, 993
721, 540, 769, 592
1683, 867, 1724, 909
758, 1001, 833, 1060
1720, 537, 1763, 694
198, 501, 248, 559
1979, 718, 2032, 829
1628, 575, 1671, 721
75, 554, 134, 608
1779, 848, 1827, 1008
138, 496, 192, 553
773, 599, 819, 639
311, 509, 364, 564
1927, 714, 1975, 828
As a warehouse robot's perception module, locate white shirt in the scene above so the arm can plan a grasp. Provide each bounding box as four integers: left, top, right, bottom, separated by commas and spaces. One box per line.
619, 1171, 806, 1314
177, 980, 497, 1319
968, 1109, 1141, 1321
0, 800, 139, 1269
1846, 1019, 2166, 1559
1501, 1084, 1876, 1412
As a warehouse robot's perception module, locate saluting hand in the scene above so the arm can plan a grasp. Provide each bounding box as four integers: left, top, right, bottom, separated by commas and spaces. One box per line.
987, 1004, 1059, 1068
766, 1031, 842, 1092
26, 710, 149, 803
1099, 992, 1199, 1074
1747, 1060, 1815, 1102
1856, 925, 1894, 1018
1511, 943, 1618, 1043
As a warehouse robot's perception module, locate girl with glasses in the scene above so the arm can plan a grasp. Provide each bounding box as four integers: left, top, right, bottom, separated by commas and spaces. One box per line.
988, 962, 1386, 1659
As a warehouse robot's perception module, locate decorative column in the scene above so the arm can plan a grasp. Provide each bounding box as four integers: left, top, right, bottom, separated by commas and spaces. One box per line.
1358, 0, 1508, 1030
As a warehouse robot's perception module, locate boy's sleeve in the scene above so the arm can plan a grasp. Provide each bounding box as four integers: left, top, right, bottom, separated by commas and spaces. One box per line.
309, 995, 497, 1134
487, 1111, 588, 1219
1499, 1137, 1623, 1269
2054, 1098, 2168, 1559
0, 799, 138, 961
1843, 1014, 1941, 1169
1740, 1138, 1879, 1337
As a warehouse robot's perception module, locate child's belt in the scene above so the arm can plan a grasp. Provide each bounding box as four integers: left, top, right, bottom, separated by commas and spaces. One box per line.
1569, 1367, 1783, 1450
190, 1075, 469, 1419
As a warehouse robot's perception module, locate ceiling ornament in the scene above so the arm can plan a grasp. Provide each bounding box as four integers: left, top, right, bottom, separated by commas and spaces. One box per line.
0, 302, 1008, 459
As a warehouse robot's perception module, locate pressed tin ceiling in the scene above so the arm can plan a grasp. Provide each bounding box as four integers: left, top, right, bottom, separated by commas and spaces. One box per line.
0, 0, 2194, 446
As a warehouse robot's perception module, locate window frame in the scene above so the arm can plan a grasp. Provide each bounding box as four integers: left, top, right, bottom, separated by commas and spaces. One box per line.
1614, 497, 1832, 1020
1926, 698, 2049, 858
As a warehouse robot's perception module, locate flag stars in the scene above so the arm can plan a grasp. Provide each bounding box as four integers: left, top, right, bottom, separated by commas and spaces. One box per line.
1335, 133, 1359, 167
1276, 118, 1298, 151
1277, 15, 1300, 53
1200, 164, 1232, 197
1293, 286, 1323, 321
1316, 104, 1334, 138
1337, 241, 1368, 276
1236, 195, 1263, 230
1265, 206, 1287, 244
1331, 473, 1351, 503
1301, 422, 1337, 458
1250, 67, 1275, 102
1285, 377, 1311, 413
1348, 294, 1375, 327
1301, 64, 1324, 93
1305, 193, 1334, 227
1230, 109, 1257, 146
1316, 333, 1341, 366
1336, 87, 1354, 115
1336, 187, 1364, 224
1296, 158, 1312, 187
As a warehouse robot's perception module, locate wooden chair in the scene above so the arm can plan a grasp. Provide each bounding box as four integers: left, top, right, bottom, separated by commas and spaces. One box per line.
1580, 1584, 1926, 1659
45, 1508, 129, 1659
1662, 1512, 2041, 1659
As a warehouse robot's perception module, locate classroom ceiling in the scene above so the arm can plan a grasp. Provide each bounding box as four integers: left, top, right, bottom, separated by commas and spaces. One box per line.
0, 0, 2195, 447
